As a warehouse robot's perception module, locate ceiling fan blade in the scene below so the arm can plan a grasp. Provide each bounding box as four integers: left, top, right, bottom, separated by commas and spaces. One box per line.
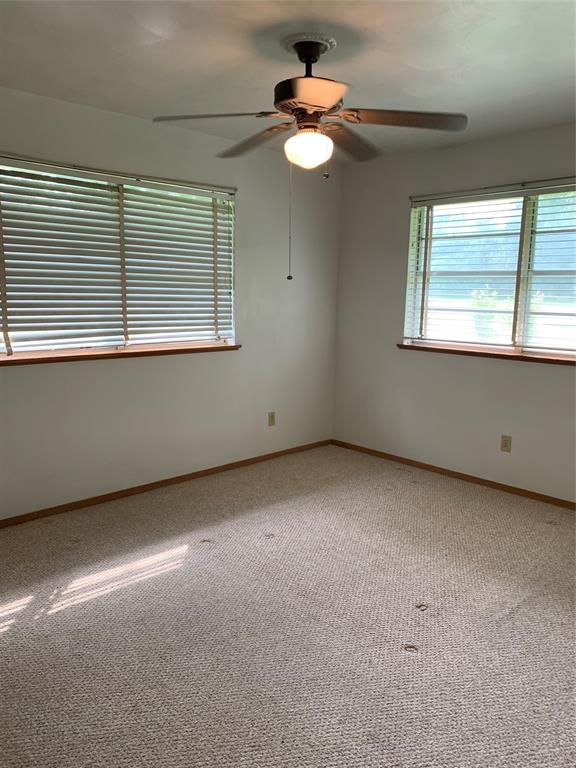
153, 112, 280, 123
339, 109, 468, 131
324, 123, 380, 162
217, 123, 294, 158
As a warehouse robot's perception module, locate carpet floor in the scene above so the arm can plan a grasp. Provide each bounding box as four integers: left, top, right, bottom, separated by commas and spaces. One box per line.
0, 446, 574, 768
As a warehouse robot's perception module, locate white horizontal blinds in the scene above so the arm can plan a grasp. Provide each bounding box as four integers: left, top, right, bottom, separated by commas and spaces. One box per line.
403, 206, 427, 339
215, 198, 234, 340
122, 185, 234, 345
524, 191, 576, 351
0, 203, 9, 354
404, 185, 576, 352
421, 197, 524, 345
0, 168, 123, 352
0, 162, 235, 356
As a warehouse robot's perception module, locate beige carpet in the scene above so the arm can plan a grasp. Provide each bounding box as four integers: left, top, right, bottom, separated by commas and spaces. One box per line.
0, 446, 574, 768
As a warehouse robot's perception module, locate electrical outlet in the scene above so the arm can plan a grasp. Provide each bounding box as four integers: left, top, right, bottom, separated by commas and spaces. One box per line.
268, 411, 276, 427
500, 435, 512, 453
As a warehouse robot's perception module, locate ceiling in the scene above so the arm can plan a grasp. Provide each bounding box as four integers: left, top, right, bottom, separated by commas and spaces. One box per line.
0, 1, 574, 156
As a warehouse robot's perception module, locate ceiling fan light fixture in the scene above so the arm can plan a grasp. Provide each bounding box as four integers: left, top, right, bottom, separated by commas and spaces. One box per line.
284, 128, 334, 170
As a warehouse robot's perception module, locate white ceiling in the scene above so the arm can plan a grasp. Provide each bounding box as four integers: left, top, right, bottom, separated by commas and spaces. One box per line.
0, 1, 574, 156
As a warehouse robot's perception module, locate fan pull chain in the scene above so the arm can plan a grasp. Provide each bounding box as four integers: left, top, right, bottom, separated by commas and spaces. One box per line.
287, 162, 293, 280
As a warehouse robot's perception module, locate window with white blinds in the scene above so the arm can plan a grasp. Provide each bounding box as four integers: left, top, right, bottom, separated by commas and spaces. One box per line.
0, 161, 235, 358
403, 182, 576, 354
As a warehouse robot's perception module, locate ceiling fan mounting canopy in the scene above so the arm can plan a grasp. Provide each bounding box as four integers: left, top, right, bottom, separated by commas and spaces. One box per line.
280, 33, 337, 59
152, 33, 468, 166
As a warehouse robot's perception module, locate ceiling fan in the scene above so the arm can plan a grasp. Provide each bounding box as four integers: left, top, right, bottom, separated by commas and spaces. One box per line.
153, 34, 468, 170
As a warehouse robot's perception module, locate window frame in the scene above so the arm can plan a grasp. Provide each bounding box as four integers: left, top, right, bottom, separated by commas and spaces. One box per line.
0, 154, 239, 365
400, 177, 576, 364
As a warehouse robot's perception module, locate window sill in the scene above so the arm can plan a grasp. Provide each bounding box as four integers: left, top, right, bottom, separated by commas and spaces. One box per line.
397, 342, 576, 366
0, 341, 241, 366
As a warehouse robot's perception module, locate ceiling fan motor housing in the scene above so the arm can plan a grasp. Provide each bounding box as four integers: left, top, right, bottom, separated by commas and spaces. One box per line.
274, 77, 346, 115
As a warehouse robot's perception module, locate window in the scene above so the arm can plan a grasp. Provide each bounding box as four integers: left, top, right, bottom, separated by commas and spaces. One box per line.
0, 160, 235, 361
403, 181, 576, 357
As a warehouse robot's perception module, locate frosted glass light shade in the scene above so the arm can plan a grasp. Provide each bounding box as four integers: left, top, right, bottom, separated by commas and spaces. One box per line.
284, 129, 334, 170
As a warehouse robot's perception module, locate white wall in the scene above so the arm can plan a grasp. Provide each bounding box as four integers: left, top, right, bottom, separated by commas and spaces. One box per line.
335, 123, 576, 502
0, 88, 342, 518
